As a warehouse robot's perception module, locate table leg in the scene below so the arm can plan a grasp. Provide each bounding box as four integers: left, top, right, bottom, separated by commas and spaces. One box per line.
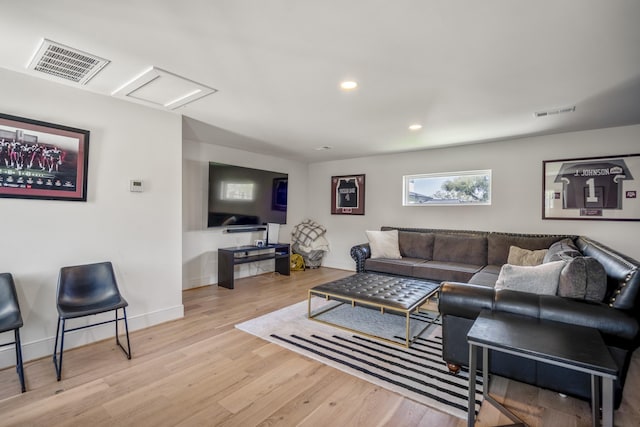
483, 347, 489, 398
591, 375, 600, 427
468, 344, 477, 427
406, 312, 410, 347
602, 377, 614, 427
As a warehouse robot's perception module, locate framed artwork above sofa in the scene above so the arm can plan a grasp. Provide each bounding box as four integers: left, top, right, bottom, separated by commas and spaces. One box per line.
543, 153, 640, 221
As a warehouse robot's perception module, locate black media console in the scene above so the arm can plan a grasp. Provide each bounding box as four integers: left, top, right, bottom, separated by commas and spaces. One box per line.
217, 244, 290, 289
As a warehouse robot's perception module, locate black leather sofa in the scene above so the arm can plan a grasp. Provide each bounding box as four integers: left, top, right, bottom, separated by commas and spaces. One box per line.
350, 227, 640, 407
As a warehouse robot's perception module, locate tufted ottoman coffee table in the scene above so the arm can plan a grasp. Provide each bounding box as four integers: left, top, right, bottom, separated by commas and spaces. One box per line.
308, 272, 440, 347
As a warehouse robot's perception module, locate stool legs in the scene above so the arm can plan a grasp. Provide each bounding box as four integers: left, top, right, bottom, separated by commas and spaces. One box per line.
14, 329, 25, 393
115, 307, 132, 360
53, 308, 132, 381
53, 317, 65, 381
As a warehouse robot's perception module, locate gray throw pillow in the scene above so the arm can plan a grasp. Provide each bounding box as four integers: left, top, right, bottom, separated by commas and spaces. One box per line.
557, 256, 607, 302
543, 238, 581, 263
495, 261, 565, 295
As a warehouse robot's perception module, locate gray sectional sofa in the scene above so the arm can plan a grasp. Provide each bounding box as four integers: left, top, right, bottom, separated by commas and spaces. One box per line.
350, 226, 640, 407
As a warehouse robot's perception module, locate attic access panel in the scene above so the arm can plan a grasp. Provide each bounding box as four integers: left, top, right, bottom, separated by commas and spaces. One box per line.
112, 67, 217, 110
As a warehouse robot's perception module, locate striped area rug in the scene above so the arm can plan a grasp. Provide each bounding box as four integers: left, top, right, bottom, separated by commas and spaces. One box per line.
235, 300, 483, 419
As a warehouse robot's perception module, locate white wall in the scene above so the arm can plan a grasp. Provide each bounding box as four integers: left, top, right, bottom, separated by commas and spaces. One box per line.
0, 69, 183, 369
308, 125, 640, 270
182, 138, 308, 289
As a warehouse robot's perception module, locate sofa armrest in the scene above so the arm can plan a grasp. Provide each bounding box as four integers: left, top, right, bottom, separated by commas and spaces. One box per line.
439, 282, 639, 347
350, 243, 371, 273
438, 282, 495, 319
494, 290, 639, 346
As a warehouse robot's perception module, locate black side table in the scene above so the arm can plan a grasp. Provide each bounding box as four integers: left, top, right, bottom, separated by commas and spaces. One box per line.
467, 310, 617, 427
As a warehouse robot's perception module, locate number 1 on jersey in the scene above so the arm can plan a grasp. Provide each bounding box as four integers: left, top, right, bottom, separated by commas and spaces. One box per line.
586, 178, 598, 203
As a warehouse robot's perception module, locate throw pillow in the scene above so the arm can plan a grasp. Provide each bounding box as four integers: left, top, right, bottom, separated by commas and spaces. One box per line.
543, 238, 582, 263
495, 261, 565, 295
366, 230, 402, 259
507, 246, 548, 266
557, 256, 607, 302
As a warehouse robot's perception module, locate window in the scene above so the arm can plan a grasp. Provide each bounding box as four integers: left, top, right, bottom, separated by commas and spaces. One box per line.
220, 181, 254, 201
403, 170, 491, 206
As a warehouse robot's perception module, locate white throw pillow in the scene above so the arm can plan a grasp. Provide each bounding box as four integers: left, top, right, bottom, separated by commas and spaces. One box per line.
495, 261, 565, 295
366, 230, 402, 259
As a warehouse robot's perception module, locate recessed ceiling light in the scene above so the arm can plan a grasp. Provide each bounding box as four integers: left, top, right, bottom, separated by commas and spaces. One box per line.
315, 146, 332, 151
340, 81, 358, 90
408, 124, 423, 131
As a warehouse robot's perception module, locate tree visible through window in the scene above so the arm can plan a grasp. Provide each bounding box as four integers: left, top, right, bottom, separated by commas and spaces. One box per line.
403, 170, 491, 205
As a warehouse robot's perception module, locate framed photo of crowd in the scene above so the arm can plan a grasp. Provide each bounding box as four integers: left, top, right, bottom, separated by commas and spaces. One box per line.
331, 174, 365, 215
0, 113, 89, 202
543, 153, 640, 221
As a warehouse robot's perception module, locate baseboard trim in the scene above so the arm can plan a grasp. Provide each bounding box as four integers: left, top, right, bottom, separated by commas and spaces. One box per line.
0, 304, 184, 370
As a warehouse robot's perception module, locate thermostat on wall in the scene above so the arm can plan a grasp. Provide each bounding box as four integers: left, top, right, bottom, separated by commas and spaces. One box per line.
130, 180, 144, 192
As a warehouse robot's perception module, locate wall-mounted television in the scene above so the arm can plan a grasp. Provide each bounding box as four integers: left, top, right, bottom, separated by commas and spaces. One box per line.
207, 162, 288, 228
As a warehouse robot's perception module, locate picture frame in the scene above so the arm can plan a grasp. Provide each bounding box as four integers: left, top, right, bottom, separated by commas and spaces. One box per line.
0, 113, 90, 202
271, 177, 288, 211
402, 170, 492, 206
331, 174, 365, 215
543, 153, 640, 221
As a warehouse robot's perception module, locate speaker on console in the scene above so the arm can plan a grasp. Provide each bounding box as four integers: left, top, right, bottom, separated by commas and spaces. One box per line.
267, 223, 280, 245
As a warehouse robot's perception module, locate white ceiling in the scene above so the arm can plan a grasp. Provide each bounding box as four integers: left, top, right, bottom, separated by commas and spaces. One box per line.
1, 1, 639, 162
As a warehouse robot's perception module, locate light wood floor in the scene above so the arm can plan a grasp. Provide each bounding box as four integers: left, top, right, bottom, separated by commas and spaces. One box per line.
0, 267, 639, 426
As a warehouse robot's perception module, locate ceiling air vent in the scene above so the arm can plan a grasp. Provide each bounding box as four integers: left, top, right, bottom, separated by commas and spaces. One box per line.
27, 39, 110, 85
534, 106, 576, 118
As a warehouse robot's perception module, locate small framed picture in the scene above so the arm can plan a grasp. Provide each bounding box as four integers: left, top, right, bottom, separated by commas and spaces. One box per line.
543, 154, 640, 221
331, 174, 365, 215
272, 177, 288, 211
0, 113, 90, 202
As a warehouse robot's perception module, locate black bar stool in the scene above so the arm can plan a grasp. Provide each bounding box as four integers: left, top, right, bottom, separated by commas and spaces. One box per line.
53, 261, 131, 381
0, 273, 26, 393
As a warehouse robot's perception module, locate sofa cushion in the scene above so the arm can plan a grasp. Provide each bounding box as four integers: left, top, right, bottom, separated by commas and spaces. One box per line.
433, 233, 487, 266
488, 234, 565, 266
495, 261, 565, 295
468, 265, 501, 287
398, 231, 434, 260
557, 256, 608, 302
507, 246, 547, 266
413, 261, 483, 283
366, 230, 401, 259
364, 257, 421, 276
480, 264, 502, 275
543, 238, 582, 263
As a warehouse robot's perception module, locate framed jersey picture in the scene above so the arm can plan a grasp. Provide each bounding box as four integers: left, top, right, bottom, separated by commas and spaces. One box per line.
0, 113, 90, 202
543, 154, 640, 221
331, 174, 365, 215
